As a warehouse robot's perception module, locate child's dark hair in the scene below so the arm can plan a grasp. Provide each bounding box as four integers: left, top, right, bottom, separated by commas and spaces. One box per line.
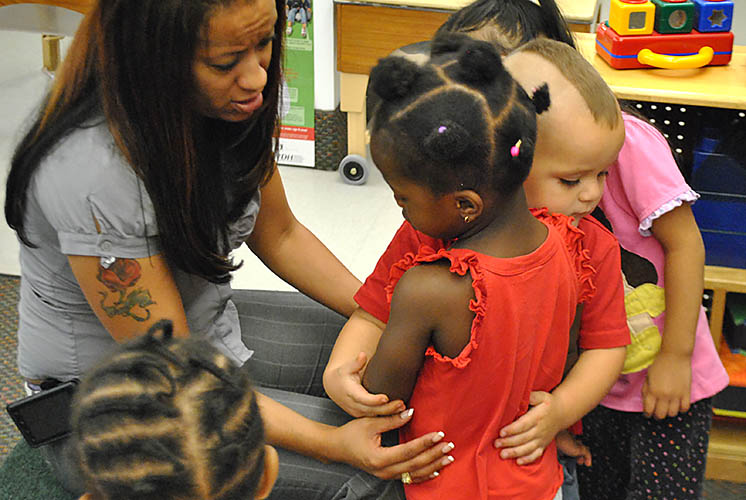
369, 33, 550, 196
71, 321, 266, 500
436, 0, 575, 54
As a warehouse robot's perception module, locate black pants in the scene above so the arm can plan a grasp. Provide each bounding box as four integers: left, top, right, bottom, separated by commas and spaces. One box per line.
577, 399, 713, 500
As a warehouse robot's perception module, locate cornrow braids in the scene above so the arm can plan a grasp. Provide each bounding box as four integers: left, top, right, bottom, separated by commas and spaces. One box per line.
370, 32, 550, 196
71, 321, 266, 500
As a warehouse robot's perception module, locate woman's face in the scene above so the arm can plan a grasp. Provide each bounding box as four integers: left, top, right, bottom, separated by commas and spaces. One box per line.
192, 0, 278, 121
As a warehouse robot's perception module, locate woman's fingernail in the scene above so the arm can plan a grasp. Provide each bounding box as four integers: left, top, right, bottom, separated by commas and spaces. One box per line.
400, 408, 414, 419
432, 431, 445, 443
441, 455, 455, 466
430, 471, 439, 478
494, 440, 501, 448
441, 442, 455, 453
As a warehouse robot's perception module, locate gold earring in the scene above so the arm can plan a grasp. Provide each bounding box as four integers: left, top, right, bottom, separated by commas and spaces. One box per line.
464, 215, 470, 223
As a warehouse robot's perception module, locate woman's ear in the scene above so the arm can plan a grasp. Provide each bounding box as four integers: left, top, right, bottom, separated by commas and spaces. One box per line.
255, 445, 279, 500
455, 190, 484, 221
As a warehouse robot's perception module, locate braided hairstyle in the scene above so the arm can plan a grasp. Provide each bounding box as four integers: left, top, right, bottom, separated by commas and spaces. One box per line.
71, 321, 267, 500
369, 33, 549, 197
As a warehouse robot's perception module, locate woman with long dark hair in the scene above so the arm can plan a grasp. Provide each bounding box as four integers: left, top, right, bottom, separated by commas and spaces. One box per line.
5, 1, 451, 497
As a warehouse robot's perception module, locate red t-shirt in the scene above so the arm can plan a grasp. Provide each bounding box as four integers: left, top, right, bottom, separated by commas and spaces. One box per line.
355, 212, 629, 351
389, 214, 587, 499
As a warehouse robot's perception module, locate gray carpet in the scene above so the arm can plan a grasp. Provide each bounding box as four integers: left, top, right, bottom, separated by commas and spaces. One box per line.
1, 274, 745, 498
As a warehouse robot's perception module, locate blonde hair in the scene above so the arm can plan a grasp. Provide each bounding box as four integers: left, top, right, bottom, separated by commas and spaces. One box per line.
513, 38, 621, 129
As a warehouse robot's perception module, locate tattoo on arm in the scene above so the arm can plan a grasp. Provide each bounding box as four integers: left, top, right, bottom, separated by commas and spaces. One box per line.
96, 258, 156, 322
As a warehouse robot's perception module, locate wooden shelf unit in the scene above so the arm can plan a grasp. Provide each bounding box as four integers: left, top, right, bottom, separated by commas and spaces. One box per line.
703, 266, 746, 482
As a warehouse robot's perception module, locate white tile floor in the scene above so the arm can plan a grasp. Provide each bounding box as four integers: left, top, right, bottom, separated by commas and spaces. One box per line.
0, 30, 403, 291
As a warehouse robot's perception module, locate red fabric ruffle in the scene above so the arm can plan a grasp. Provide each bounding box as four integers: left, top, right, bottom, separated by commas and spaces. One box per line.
531, 208, 597, 304
385, 246, 486, 369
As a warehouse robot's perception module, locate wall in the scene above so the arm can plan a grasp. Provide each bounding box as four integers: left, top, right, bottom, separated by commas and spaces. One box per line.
312, 0, 338, 110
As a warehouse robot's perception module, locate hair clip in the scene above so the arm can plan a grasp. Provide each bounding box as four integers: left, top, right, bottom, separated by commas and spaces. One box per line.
510, 139, 522, 158
438, 125, 448, 134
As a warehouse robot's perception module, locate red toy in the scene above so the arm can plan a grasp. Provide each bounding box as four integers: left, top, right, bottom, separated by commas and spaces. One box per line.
596, 0, 735, 69
596, 22, 734, 69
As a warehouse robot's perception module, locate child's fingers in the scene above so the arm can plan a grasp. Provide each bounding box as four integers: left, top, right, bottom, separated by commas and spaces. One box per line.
362, 399, 406, 417
528, 391, 551, 406
494, 429, 534, 450
498, 407, 544, 439
679, 397, 691, 415
515, 448, 544, 465
641, 384, 657, 418
499, 440, 544, 461
348, 389, 404, 417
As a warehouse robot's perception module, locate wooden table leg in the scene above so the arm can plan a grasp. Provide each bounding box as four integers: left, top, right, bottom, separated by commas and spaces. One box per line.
339, 72, 369, 158
709, 288, 727, 350
42, 34, 63, 73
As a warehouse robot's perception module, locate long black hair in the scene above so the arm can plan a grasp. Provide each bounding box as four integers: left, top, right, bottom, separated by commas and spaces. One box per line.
5, 0, 286, 283
436, 0, 575, 53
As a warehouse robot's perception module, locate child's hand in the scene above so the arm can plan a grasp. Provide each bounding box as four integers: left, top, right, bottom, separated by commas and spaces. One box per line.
493, 391, 564, 465
326, 352, 405, 418
642, 351, 692, 420
556, 430, 592, 466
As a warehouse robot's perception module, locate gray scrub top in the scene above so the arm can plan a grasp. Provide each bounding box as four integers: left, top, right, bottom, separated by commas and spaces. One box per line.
17, 119, 257, 381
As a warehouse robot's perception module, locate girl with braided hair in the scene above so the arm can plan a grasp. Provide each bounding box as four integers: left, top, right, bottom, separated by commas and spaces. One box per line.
72, 320, 278, 500
357, 33, 606, 499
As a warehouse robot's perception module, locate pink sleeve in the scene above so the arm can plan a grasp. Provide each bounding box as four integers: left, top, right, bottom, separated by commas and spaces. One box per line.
614, 114, 699, 235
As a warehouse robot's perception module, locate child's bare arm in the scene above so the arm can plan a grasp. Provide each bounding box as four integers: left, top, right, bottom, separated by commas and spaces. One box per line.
324, 308, 406, 417
643, 204, 703, 419
364, 262, 474, 402
495, 346, 625, 464
363, 266, 442, 402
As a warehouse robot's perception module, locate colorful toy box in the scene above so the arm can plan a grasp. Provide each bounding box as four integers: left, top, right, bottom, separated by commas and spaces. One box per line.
596, 0, 735, 69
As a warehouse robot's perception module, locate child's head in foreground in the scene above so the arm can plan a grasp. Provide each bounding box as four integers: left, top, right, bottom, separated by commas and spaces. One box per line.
368, 32, 549, 240
503, 38, 626, 225
72, 321, 278, 500
436, 0, 575, 54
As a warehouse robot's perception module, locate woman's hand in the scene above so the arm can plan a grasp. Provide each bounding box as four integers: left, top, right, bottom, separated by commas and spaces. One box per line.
326, 352, 405, 417
493, 391, 563, 465
330, 409, 455, 483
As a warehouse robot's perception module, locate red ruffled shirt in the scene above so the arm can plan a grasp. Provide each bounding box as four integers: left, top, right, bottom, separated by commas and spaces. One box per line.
355, 211, 629, 498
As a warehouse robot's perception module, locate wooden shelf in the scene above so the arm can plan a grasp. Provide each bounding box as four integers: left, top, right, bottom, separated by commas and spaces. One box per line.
702, 266, 746, 482
707, 418, 746, 482
704, 266, 746, 357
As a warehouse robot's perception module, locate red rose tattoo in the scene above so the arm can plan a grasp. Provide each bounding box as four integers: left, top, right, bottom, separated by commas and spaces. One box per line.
98, 259, 141, 293
97, 258, 155, 322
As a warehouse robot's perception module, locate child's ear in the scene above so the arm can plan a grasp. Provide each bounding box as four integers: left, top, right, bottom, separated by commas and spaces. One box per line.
455, 190, 484, 220
255, 445, 279, 500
